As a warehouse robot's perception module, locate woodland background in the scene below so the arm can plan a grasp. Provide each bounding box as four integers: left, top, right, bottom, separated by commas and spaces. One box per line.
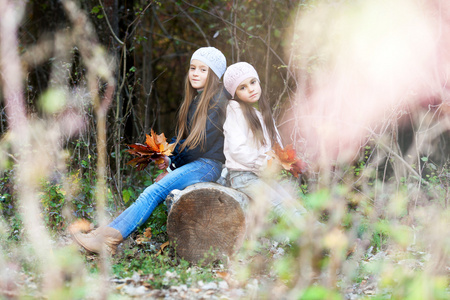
0, 0, 449, 299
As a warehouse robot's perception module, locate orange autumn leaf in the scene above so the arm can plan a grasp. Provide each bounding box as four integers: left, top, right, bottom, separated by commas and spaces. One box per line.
273, 143, 297, 169
144, 227, 152, 239
127, 129, 175, 171
135, 236, 149, 245
135, 227, 153, 245
267, 142, 307, 178
145, 131, 160, 152
155, 241, 170, 257
290, 159, 307, 178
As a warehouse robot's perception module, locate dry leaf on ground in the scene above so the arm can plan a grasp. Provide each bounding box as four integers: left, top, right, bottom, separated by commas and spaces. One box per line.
156, 241, 170, 256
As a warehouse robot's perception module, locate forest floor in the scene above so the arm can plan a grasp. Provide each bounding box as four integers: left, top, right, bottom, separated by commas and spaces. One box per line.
4, 232, 442, 299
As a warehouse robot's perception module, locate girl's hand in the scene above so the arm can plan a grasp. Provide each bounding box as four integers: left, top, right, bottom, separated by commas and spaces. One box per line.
157, 156, 170, 170
263, 155, 282, 176
155, 171, 168, 182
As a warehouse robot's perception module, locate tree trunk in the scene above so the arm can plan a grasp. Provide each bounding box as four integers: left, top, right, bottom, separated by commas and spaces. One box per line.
166, 182, 249, 264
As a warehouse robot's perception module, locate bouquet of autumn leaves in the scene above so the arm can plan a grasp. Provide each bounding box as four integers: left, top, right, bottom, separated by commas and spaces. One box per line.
126, 129, 175, 170
267, 142, 307, 177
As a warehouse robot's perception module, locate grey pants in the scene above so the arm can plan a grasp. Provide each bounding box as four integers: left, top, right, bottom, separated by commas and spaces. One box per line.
227, 170, 307, 219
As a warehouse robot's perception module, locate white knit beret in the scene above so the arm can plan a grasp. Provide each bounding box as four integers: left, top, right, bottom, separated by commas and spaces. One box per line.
190, 47, 227, 79
223, 62, 259, 97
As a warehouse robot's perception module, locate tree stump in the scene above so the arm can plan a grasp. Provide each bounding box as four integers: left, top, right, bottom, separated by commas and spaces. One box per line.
166, 182, 249, 264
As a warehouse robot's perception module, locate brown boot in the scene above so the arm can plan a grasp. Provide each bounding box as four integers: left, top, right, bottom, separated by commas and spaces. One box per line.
70, 226, 123, 255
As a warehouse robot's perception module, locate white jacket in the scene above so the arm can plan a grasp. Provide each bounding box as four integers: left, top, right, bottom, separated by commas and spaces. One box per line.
223, 100, 281, 174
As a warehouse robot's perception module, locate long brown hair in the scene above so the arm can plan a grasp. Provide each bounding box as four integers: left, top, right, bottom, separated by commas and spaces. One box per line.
235, 92, 278, 147
175, 69, 221, 151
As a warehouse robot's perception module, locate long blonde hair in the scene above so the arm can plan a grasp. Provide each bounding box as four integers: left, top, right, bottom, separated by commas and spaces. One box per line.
175, 69, 221, 151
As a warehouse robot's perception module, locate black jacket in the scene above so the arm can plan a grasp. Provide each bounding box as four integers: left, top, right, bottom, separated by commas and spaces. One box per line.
169, 86, 230, 169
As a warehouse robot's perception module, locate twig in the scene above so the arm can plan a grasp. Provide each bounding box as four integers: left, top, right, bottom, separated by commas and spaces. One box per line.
232, 0, 240, 62
109, 1, 155, 202
127, 1, 154, 29
180, 0, 296, 79
174, 0, 210, 46
98, 0, 124, 45
144, 29, 200, 47
6, 152, 18, 163
367, 128, 429, 186
264, 0, 273, 96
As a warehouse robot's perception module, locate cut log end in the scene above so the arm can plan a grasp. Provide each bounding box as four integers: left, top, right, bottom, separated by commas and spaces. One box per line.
167, 185, 247, 264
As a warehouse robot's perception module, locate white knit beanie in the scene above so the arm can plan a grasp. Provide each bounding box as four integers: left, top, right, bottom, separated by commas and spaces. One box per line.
190, 47, 227, 79
223, 62, 259, 98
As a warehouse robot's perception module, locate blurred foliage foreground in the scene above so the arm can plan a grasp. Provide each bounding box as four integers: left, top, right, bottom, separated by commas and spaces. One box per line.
0, 144, 449, 299
0, 0, 449, 299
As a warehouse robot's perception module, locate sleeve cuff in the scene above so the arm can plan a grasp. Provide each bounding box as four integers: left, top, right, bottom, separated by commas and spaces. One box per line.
165, 157, 172, 172
168, 161, 176, 171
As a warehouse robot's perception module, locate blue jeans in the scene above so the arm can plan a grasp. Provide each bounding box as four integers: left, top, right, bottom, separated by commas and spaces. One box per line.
109, 158, 222, 238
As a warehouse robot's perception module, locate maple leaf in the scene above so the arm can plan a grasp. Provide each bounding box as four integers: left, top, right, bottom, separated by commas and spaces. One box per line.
267, 142, 307, 178
126, 129, 175, 170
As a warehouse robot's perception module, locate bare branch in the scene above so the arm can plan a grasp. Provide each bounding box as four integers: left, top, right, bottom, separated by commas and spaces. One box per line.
174, 0, 210, 46
98, 0, 124, 45
367, 128, 429, 186
180, 0, 295, 79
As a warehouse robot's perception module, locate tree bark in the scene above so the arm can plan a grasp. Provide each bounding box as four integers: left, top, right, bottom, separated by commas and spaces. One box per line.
166, 182, 249, 264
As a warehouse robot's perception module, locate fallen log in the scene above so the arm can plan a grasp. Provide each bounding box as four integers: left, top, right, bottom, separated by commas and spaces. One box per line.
165, 182, 249, 264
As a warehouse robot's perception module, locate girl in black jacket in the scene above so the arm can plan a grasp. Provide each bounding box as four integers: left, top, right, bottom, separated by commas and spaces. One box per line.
71, 47, 229, 254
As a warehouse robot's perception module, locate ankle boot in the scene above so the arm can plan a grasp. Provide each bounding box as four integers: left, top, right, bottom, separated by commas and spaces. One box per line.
70, 226, 123, 255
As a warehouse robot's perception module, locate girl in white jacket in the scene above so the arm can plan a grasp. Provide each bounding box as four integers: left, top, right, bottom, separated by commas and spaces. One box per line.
222, 62, 306, 227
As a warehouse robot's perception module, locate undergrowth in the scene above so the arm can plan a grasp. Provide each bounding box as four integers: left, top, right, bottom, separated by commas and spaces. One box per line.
0, 140, 448, 299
